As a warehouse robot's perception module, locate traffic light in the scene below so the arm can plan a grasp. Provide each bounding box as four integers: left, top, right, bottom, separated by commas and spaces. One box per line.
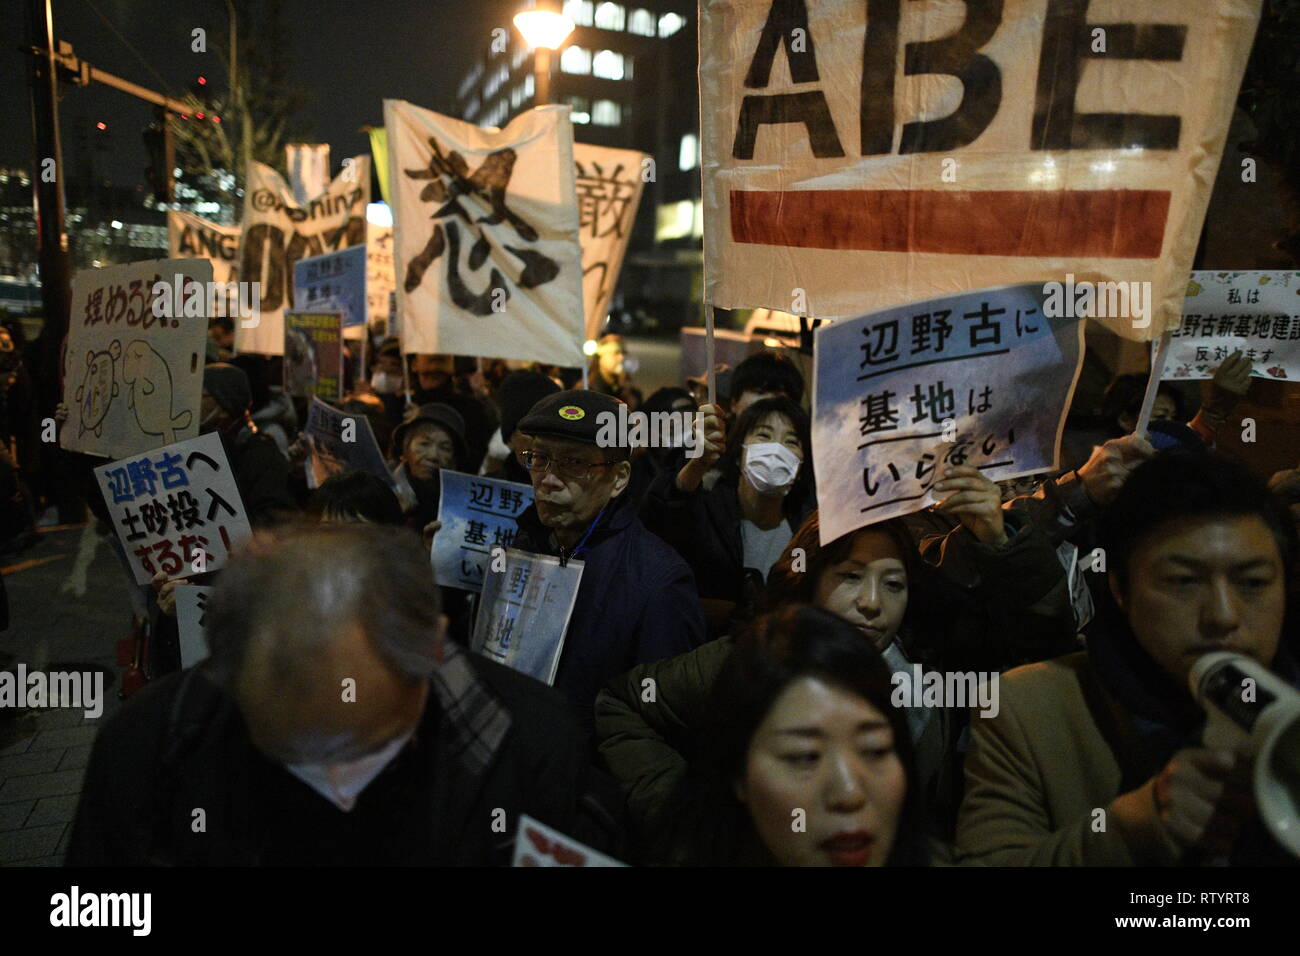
143, 109, 174, 203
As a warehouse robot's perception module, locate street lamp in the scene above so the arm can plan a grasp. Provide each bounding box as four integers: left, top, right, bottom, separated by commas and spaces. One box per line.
512, 5, 574, 107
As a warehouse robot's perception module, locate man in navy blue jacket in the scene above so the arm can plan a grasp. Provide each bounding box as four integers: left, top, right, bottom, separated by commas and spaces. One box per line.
513, 390, 707, 733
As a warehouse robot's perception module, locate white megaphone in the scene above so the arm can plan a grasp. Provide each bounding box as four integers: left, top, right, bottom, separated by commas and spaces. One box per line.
1189, 652, 1300, 859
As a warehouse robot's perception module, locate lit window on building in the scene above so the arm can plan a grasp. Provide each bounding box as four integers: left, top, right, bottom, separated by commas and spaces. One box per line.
561, 45, 592, 75
563, 94, 591, 124
524, 74, 535, 97
592, 50, 624, 80
591, 99, 621, 126
628, 8, 655, 36
564, 0, 594, 27
513, 47, 528, 69
595, 2, 625, 30
659, 12, 685, 37
679, 133, 699, 171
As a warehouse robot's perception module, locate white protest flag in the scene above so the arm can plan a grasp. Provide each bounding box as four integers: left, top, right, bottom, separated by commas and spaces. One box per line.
385, 99, 585, 365
285, 142, 332, 207
168, 210, 240, 285
573, 142, 647, 342
700, 0, 1263, 341
812, 284, 1086, 544
237, 156, 370, 355
62, 259, 211, 460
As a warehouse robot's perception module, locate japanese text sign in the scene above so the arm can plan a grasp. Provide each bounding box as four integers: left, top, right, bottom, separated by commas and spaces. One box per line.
63, 258, 211, 460
174, 584, 213, 669
471, 549, 582, 685
1158, 271, 1300, 381
700, 0, 1263, 341
813, 283, 1085, 543
293, 245, 368, 329
433, 471, 534, 592
573, 142, 647, 342
385, 99, 585, 365
95, 432, 252, 585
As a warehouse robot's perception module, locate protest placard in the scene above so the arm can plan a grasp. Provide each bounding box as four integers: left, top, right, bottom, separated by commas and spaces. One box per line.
700, 0, 1263, 340
470, 549, 582, 685
293, 245, 368, 330
433, 471, 533, 591
62, 259, 210, 460
284, 311, 344, 400
95, 432, 252, 585
573, 142, 647, 342
385, 99, 584, 365
511, 815, 625, 868
813, 284, 1085, 544
237, 157, 370, 355
1158, 271, 1300, 381
174, 585, 213, 669
301, 396, 395, 493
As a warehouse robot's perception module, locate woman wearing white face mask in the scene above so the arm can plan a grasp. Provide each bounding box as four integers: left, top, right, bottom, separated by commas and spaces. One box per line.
640, 396, 816, 639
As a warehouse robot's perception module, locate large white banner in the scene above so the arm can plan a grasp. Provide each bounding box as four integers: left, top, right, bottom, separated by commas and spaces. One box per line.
701, 0, 1263, 341
237, 157, 370, 354
573, 142, 647, 342
385, 99, 584, 365
167, 210, 240, 285
813, 284, 1085, 544
62, 259, 211, 460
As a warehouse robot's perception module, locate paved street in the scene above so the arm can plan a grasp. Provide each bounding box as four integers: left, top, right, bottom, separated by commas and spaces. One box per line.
0, 523, 130, 866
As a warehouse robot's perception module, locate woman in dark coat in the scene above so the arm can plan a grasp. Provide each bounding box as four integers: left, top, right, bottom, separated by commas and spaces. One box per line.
640, 396, 815, 638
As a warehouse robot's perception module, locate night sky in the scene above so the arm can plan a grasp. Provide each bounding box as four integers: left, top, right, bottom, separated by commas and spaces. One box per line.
0, 0, 498, 186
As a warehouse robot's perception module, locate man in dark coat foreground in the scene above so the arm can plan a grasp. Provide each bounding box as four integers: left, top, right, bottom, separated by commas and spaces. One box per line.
67, 523, 621, 865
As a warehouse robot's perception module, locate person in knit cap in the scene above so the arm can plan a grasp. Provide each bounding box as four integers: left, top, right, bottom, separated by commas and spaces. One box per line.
390, 402, 468, 531
481, 370, 561, 483
202, 363, 296, 527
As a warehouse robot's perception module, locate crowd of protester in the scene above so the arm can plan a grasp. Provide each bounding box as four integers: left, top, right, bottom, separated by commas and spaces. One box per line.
0, 312, 1295, 866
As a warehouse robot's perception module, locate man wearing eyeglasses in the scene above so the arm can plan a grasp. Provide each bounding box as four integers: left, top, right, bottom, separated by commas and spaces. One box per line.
513, 390, 707, 733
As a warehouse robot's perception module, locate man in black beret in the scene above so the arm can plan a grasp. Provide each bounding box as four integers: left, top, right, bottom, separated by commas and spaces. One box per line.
512, 389, 706, 733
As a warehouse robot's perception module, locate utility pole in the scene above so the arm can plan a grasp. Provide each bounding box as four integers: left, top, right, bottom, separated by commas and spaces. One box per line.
25, 0, 71, 418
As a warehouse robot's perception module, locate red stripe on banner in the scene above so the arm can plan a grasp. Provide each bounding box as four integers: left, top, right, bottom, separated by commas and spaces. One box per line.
729, 189, 1170, 258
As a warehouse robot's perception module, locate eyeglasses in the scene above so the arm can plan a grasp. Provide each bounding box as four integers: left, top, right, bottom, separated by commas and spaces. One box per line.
521, 450, 616, 482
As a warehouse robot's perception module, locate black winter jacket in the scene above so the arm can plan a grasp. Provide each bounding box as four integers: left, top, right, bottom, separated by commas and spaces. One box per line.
513, 490, 707, 733
66, 658, 622, 866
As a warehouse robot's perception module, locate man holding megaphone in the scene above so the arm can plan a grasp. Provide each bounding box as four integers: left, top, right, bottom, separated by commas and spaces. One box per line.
957, 452, 1299, 866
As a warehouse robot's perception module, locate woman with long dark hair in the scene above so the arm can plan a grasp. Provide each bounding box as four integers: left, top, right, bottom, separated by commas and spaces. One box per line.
663, 605, 928, 866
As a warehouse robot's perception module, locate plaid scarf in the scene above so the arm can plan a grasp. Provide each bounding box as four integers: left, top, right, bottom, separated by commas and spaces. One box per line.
428, 639, 512, 777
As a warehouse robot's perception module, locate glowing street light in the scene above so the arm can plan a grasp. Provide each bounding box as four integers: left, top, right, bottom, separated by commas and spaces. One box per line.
513, 6, 574, 107
512, 9, 574, 50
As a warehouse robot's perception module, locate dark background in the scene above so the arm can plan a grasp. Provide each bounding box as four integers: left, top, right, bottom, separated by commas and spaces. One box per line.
0, 0, 489, 182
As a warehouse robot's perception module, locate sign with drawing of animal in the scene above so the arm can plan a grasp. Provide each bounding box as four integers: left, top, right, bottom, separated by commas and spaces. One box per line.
62, 258, 211, 459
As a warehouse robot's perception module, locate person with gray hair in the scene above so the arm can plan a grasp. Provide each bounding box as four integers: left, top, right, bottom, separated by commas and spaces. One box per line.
67, 523, 622, 866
